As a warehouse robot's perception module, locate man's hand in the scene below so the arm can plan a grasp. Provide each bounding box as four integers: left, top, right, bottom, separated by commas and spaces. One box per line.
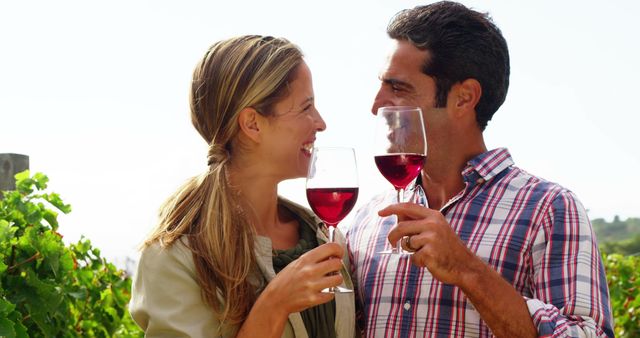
380, 202, 537, 338
380, 203, 479, 285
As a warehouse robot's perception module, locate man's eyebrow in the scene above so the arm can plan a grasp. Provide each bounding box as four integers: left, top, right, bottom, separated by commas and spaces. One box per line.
380, 77, 412, 89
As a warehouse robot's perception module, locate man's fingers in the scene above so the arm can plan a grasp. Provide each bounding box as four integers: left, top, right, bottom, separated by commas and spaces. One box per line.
378, 202, 437, 219
387, 219, 427, 243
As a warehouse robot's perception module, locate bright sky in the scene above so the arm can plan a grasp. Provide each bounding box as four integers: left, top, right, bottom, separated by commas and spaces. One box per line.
2, 0, 639, 267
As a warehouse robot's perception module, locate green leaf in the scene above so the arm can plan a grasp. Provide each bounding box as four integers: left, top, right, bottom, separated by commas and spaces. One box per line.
0, 297, 16, 315
7, 312, 27, 338
44, 193, 71, 214
13, 170, 30, 184
0, 260, 7, 275
32, 172, 49, 190
14, 170, 33, 195
0, 317, 17, 338
59, 250, 75, 272
0, 219, 12, 237
42, 209, 59, 230
23, 203, 43, 225
67, 289, 87, 300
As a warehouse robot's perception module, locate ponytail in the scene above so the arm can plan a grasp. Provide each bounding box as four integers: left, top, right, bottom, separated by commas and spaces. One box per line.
145, 143, 258, 326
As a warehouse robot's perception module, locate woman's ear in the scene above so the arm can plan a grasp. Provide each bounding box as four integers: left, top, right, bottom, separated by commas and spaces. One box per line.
237, 107, 262, 143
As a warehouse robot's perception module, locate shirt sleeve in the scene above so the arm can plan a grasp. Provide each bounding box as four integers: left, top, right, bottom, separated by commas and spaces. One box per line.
129, 240, 235, 338
527, 190, 614, 337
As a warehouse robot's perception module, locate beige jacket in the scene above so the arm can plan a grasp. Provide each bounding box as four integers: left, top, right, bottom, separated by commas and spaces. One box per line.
129, 197, 356, 338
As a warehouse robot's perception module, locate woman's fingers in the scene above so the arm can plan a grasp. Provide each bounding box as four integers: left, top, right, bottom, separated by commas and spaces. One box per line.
301, 242, 344, 263
314, 255, 344, 275
315, 273, 344, 292
269, 241, 348, 312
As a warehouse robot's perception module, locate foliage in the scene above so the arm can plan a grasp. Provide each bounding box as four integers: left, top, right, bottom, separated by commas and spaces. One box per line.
603, 252, 640, 338
600, 234, 640, 256
0, 171, 143, 337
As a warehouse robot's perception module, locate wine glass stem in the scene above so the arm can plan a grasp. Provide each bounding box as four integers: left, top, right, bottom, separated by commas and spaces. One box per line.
394, 188, 404, 254
327, 225, 338, 292
328, 225, 335, 243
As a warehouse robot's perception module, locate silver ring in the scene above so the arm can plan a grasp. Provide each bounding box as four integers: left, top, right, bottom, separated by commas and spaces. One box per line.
402, 236, 417, 252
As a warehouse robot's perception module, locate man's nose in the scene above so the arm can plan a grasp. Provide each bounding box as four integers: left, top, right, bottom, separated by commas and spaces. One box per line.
371, 89, 387, 115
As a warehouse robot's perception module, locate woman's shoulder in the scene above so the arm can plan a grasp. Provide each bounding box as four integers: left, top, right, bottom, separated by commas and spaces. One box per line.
131, 237, 229, 337
138, 237, 195, 275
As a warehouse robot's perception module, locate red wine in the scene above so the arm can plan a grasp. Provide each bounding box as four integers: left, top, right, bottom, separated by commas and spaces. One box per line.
374, 153, 426, 189
306, 187, 359, 227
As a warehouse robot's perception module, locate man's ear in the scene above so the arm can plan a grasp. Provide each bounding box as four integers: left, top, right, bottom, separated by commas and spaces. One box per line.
449, 78, 481, 117
237, 107, 262, 143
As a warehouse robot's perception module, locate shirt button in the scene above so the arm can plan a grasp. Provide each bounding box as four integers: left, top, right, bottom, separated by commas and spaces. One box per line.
476, 178, 485, 184
404, 302, 411, 310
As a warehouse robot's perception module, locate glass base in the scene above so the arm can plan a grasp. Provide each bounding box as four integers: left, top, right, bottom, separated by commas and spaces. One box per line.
378, 249, 413, 255
378, 239, 414, 255
322, 286, 353, 293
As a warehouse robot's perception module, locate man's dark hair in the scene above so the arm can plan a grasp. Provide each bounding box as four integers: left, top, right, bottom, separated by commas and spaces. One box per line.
387, 1, 510, 131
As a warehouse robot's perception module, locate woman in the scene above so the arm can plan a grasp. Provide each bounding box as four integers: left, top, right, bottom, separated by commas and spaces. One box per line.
129, 35, 356, 337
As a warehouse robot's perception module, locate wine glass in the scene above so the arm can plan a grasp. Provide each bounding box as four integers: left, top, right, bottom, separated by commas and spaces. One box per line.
373, 106, 427, 255
306, 147, 359, 293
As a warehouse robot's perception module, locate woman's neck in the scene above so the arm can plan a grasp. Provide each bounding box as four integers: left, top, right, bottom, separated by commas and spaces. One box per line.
228, 162, 299, 249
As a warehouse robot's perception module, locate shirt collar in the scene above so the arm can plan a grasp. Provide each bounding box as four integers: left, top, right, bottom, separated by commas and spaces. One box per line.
462, 148, 514, 184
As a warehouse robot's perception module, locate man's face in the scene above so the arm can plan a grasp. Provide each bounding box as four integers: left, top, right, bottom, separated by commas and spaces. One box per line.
372, 40, 451, 156
372, 40, 438, 114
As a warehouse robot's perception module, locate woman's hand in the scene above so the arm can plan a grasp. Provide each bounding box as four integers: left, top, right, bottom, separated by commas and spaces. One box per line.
264, 242, 344, 314
238, 242, 344, 338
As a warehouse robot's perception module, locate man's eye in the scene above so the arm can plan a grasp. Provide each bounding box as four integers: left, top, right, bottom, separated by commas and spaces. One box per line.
302, 104, 313, 112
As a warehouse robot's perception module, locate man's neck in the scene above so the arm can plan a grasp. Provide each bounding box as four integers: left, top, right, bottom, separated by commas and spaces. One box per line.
421, 167, 464, 211
421, 142, 487, 210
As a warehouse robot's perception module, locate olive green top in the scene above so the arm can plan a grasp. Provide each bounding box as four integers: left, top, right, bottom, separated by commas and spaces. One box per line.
272, 215, 336, 338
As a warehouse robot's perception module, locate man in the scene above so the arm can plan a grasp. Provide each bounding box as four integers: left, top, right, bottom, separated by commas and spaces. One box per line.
346, 1, 614, 337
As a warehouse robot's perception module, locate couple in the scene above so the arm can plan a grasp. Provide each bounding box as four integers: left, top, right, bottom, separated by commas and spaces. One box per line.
129, 2, 614, 337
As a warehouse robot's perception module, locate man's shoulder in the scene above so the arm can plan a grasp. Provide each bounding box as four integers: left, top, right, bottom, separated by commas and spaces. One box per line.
508, 165, 572, 193
505, 165, 583, 208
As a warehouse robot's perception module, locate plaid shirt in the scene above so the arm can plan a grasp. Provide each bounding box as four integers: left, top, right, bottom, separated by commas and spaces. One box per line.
346, 148, 613, 337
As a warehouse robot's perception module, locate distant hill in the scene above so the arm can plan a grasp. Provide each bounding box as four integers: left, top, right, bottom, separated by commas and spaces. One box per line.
592, 216, 640, 243
592, 216, 640, 256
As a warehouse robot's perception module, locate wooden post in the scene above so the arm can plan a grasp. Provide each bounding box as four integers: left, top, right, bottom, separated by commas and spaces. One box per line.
0, 153, 30, 195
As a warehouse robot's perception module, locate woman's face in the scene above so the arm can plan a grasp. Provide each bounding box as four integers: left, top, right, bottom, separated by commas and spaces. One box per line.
260, 61, 326, 180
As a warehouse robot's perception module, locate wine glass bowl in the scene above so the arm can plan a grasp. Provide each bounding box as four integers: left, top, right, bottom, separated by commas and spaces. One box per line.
306, 187, 359, 227
373, 106, 427, 254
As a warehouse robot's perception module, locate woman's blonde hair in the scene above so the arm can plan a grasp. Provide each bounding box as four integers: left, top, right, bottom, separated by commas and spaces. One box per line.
144, 35, 303, 327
